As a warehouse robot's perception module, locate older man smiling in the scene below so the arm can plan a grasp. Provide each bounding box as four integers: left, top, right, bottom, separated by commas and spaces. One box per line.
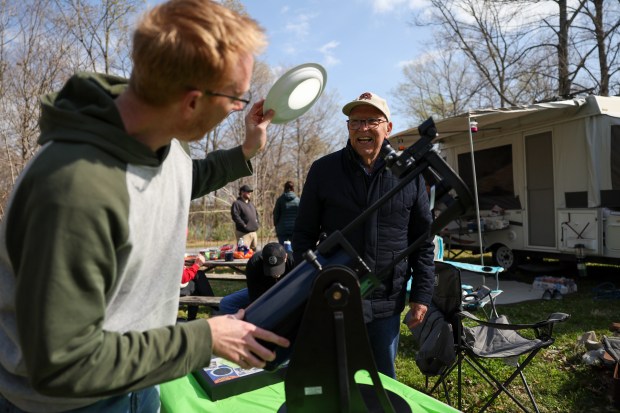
292, 91, 435, 378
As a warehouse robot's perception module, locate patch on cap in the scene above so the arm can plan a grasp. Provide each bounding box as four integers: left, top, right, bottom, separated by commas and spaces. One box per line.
262, 242, 287, 278
342, 91, 391, 122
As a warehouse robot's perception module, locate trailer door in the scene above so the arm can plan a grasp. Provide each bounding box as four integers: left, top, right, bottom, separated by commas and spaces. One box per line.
525, 132, 556, 247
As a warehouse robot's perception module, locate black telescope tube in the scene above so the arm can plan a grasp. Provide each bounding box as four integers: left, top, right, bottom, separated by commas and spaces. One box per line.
243, 249, 353, 371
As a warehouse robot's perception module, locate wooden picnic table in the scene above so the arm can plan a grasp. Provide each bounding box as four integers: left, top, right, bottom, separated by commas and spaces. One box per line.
178, 295, 223, 309
204, 273, 246, 281
184, 256, 249, 277
201, 259, 248, 275
178, 259, 249, 313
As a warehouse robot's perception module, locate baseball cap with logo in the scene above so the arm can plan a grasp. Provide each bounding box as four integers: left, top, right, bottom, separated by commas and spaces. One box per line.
342, 92, 391, 122
261, 242, 287, 278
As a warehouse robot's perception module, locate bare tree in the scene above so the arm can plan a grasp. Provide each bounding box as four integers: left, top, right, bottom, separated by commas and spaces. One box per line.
393, 45, 488, 125
0, 0, 142, 217
187, 61, 340, 243
567, 0, 620, 96
52, 0, 140, 75
228, 89, 339, 242
2, 0, 75, 175
0, 0, 19, 214
416, 0, 549, 107
394, 0, 620, 132
0, 0, 344, 244
290, 90, 340, 188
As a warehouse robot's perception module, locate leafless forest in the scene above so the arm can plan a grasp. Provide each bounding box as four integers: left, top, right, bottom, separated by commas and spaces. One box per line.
1, 0, 619, 245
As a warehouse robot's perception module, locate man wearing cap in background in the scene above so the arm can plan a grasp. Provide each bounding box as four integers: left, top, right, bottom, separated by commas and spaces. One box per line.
246, 242, 294, 303
218, 242, 294, 314
231, 184, 260, 251
292, 92, 435, 378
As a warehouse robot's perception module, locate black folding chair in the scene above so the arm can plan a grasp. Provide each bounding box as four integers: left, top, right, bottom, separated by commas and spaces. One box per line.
426, 301, 569, 412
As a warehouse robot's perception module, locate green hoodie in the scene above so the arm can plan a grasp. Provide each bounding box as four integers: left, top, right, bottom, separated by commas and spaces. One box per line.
0, 72, 252, 412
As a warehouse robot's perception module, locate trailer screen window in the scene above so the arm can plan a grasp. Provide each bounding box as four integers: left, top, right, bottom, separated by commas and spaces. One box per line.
457, 144, 520, 210
612, 125, 620, 189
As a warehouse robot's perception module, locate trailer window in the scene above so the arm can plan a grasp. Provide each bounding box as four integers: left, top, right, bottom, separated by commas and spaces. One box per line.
602, 125, 620, 207
457, 144, 521, 210
612, 125, 620, 190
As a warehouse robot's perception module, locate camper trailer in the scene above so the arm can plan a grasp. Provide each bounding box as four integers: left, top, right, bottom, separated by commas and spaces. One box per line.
390, 95, 620, 270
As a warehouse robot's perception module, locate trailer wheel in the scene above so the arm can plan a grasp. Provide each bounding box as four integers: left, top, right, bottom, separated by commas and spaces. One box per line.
492, 245, 520, 271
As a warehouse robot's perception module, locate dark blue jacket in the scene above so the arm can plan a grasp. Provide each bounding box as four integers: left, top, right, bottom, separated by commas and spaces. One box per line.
292, 142, 435, 321
273, 191, 300, 238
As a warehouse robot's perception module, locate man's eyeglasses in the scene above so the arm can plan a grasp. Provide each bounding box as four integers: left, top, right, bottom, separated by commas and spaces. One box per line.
204, 90, 252, 110
347, 118, 387, 130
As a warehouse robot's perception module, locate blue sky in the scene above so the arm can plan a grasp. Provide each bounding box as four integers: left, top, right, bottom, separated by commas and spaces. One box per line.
241, 0, 432, 132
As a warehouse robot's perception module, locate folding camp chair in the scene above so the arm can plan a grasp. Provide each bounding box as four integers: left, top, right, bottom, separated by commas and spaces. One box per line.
408, 261, 497, 406
451, 311, 570, 412
425, 299, 570, 412
450, 260, 503, 318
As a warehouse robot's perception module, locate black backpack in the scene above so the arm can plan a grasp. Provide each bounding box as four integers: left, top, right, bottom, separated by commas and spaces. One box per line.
406, 262, 461, 376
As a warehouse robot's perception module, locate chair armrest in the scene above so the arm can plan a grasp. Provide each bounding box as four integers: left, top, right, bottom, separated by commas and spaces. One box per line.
547, 312, 570, 323
534, 312, 570, 340
459, 311, 570, 337
459, 311, 538, 331
529, 312, 570, 330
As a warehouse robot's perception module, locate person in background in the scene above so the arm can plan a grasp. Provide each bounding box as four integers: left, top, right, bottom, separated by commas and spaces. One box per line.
292, 91, 435, 379
246, 242, 294, 303
273, 180, 300, 246
218, 242, 294, 314
231, 184, 259, 251
180, 253, 207, 292
218, 288, 251, 315
180, 253, 216, 321
0, 1, 289, 412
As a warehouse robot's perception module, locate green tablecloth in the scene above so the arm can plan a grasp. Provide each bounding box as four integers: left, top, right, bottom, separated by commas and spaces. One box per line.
160, 370, 459, 412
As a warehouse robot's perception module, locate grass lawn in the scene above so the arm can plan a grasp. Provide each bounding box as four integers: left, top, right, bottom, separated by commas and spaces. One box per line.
182, 253, 620, 412
398, 256, 620, 412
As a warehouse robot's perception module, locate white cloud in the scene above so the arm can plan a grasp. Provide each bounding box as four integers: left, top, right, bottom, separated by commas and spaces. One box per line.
397, 49, 441, 68
280, 12, 319, 56
319, 41, 339, 53
318, 40, 341, 67
282, 44, 298, 55
397, 59, 415, 69
284, 21, 309, 38
324, 55, 341, 67
371, 0, 430, 14
284, 12, 317, 38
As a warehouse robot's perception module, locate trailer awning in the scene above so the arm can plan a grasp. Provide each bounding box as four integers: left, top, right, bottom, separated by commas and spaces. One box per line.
389, 96, 620, 149
390, 95, 620, 210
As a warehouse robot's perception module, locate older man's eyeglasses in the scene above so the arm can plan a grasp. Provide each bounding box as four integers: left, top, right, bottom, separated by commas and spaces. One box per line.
347, 118, 387, 130
204, 90, 252, 110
